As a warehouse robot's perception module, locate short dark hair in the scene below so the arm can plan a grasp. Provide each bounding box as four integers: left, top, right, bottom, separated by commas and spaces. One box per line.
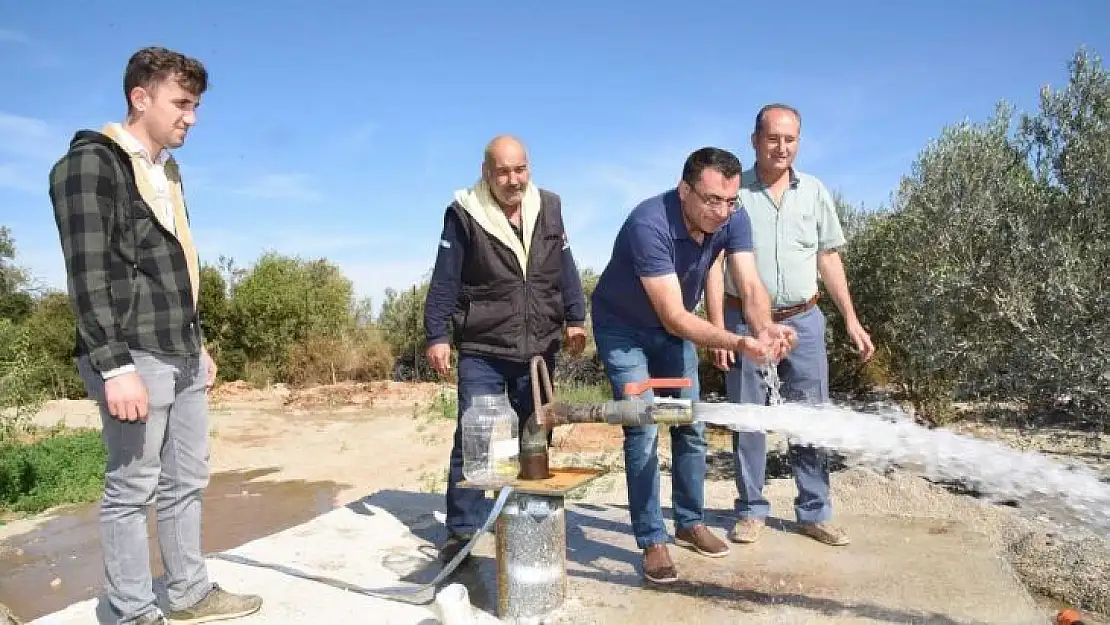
754, 103, 801, 136
681, 147, 742, 187
123, 46, 208, 111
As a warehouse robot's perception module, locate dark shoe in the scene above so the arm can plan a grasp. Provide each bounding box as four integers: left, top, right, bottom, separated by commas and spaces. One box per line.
165, 583, 262, 623
438, 534, 474, 564
675, 523, 730, 558
728, 517, 766, 544
642, 543, 678, 584
799, 521, 850, 546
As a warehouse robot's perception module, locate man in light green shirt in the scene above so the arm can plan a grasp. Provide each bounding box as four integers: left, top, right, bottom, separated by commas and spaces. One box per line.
706, 103, 875, 548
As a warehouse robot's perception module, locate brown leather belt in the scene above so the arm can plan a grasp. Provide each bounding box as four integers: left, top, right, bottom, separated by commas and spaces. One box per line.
725, 293, 819, 322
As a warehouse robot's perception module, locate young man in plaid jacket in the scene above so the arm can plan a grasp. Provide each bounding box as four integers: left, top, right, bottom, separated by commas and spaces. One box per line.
48, 47, 261, 625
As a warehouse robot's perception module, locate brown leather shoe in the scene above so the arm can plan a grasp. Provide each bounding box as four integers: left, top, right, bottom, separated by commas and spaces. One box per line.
674, 523, 730, 558
642, 543, 678, 584
728, 517, 766, 544
799, 521, 850, 546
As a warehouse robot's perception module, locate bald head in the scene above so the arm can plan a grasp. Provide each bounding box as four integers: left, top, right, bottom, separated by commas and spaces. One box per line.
482, 134, 531, 209
484, 134, 527, 167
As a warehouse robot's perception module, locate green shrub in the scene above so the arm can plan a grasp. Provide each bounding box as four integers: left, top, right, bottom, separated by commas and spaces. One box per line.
0, 429, 106, 513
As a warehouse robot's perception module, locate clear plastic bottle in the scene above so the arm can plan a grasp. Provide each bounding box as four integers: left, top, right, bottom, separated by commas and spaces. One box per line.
461, 394, 519, 487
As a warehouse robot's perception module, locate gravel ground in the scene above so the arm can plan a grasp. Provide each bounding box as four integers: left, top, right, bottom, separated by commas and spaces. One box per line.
557, 422, 1110, 621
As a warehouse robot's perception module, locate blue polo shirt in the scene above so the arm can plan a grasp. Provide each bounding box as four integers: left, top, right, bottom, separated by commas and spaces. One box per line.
591, 188, 754, 329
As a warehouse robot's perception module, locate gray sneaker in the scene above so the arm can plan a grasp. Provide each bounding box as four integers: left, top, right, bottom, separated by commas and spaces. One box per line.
135, 614, 167, 625
166, 583, 262, 623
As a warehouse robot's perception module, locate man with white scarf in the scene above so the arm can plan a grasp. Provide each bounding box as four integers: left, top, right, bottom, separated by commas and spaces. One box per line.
423, 135, 587, 562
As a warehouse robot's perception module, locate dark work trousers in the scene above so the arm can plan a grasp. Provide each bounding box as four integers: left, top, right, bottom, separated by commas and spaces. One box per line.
444, 349, 556, 538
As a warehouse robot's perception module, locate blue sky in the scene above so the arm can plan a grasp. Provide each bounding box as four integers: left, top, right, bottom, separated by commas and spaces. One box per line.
2, 0, 1107, 314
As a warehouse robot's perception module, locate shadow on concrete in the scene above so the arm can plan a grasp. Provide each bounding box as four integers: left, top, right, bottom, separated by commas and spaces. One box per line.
343, 489, 499, 615
355, 489, 984, 625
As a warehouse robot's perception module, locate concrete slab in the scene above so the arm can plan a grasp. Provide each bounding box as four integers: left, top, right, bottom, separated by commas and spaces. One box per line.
30, 479, 1045, 625
28, 492, 496, 625
551, 504, 1043, 624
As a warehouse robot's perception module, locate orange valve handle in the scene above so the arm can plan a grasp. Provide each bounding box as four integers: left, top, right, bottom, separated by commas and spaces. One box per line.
1057, 609, 1086, 625
622, 378, 693, 397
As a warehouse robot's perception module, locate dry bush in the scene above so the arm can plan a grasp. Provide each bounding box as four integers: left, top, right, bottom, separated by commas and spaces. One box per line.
286, 327, 394, 386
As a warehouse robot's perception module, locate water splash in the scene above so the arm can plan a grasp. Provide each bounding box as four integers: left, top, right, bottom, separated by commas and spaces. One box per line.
697, 366, 1110, 537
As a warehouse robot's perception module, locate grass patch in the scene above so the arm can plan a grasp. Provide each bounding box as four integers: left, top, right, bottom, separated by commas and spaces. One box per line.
554, 382, 610, 405
0, 428, 105, 514
427, 388, 458, 420
418, 382, 610, 422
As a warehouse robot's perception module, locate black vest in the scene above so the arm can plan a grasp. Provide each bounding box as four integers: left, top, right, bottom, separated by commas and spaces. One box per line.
450, 190, 567, 361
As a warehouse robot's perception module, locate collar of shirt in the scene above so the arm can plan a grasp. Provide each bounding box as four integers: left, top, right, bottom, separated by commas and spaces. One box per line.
106, 122, 170, 167
664, 188, 696, 242
745, 166, 800, 192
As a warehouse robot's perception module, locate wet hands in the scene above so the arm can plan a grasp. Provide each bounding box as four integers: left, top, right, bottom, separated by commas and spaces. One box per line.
726, 324, 797, 368
760, 324, 798, 361
710, 346, 735, 371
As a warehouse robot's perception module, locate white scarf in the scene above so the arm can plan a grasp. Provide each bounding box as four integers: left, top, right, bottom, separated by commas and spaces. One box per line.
453, 178, 542, 274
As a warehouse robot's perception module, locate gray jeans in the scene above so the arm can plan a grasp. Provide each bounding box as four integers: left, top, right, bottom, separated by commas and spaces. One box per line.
724, 304, 833, 523
77, 350, 213, 624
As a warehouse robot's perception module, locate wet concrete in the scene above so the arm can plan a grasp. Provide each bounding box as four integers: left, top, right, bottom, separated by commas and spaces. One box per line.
0, 468, 344, 622
29, 473, 1054, 625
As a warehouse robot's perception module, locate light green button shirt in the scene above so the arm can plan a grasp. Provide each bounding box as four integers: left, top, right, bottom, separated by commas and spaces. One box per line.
724, 167, 846, 307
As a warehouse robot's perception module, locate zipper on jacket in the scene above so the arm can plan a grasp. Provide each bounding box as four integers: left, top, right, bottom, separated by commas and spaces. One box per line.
121, 162, 201, 343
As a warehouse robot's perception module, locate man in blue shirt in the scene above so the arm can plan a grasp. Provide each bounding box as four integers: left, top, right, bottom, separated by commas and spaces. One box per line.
591, 147, 795, 583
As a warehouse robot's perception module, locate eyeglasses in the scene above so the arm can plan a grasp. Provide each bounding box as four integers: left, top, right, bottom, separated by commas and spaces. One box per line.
686, 182, 739, 211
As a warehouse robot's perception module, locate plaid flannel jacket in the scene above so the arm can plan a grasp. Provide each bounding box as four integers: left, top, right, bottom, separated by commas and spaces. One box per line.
48, 130, 203, 374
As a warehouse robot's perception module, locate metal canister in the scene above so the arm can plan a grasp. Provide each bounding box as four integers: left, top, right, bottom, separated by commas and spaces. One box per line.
495, 492, 567, 621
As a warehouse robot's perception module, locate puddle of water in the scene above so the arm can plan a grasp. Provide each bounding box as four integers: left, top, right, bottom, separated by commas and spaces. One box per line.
0, 468, 342, 622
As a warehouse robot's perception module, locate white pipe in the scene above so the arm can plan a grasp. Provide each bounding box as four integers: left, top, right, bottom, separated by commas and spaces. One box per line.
435, 583, 476, 625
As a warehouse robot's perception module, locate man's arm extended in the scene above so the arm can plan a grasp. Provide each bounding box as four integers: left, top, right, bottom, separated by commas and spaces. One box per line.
628, 219, 767, 357
48, 144, 133, 374
641, 273, 766, 357
705, 251, 726, 330
725, 250, 773, 336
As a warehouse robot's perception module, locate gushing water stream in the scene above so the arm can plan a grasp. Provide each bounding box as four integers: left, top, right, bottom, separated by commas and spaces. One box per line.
694, 365, 1110, 537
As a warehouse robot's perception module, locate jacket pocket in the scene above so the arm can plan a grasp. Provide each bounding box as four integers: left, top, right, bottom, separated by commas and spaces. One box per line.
462, 299, 519, 349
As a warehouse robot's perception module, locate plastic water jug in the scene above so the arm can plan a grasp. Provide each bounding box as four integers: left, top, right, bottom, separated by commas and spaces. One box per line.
461, 394, 519, 487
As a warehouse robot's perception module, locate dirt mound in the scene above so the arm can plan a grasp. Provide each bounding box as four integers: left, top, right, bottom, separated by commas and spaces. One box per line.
209, 380, 288, 403
551, 423, 624, 452
282, 380, 450, 411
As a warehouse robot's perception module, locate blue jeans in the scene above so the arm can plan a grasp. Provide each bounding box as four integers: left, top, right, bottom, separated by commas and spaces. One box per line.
593, 323, 705, 549
76, 350, 213, 624
445, 351, 554, 538
724, 304, 832, 523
